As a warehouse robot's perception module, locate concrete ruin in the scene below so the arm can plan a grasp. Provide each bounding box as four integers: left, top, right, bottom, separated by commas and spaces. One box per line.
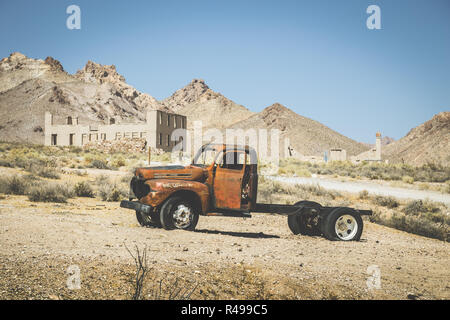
350, 132, 382, 163
284, 133, 383, 164
329, 148, 347, 162
44, 110, 187, 152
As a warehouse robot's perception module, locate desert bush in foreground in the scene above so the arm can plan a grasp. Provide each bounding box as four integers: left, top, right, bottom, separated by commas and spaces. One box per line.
27, 164, 60, 179
390, 212, 448, 241
370, 200, 448, 241
74, 181, 95, 198
126, 245, 199, 300
27, 182, 73, 203
98, 183, 127, 202
0, 175, 30, 195
403, 200, 441, 216
372, 195, 399, 208
358, 190, 369, 199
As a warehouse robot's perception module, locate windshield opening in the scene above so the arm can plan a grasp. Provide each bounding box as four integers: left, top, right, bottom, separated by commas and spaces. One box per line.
192, 145, 219, 167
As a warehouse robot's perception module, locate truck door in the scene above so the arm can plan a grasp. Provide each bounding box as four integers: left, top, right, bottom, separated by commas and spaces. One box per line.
213, 150, 246, 210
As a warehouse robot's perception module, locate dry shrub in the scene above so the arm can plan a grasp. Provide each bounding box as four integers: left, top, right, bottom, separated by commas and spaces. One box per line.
372, 195, 399, 208
28, 182, 74, 203
0, 175, 30, 195
98, 183, 127, 202
74, 181, 95, 197
359, 190, 369, 200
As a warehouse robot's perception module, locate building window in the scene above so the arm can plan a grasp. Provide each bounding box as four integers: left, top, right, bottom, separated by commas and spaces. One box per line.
67, 116, 72, 125
167, 114, 170, 126
51, 134, 57, 146
182, 117, 185, 129
140, 132, 146, 138
82, 134, 88, 145
159, 133, 162, 146
132, 132, 139, 139
69, 134, 75, 146
115, 132, 122, 140
167, 134, 170, 147
101, 133, 106, 140
159, 112, 162, 125
110, 118, 115, 125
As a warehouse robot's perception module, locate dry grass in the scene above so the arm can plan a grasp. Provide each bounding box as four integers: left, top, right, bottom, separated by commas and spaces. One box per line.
278, 158, 450, 183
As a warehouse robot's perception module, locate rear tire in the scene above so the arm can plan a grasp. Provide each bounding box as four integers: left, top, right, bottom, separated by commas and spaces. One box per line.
321, 207, 363, 241
288, 201, 322, 236
160, 196, 199, 231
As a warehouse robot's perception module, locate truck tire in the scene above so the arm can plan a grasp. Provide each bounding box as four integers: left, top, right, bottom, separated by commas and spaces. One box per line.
321, 207, 363, 241
136, 210, 161, 228
288, 201, 322, 236
160, 196, 199, 231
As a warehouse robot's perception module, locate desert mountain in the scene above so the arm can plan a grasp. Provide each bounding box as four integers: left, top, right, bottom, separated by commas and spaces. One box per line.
229, 103, 369, 157
383, 112, 450, 166
161, 79, 253, 129
0, 52, 164, 144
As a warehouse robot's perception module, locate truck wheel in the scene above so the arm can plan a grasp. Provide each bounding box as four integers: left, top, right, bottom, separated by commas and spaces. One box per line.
136, 210, 161, 228
160, 196, 199, 231
322, 207, 363, 241
288, 201, 322, 236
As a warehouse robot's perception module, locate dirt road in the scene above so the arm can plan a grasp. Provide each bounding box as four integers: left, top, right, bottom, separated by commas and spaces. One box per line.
0, 195, 449, 300
269, 176, 450, 205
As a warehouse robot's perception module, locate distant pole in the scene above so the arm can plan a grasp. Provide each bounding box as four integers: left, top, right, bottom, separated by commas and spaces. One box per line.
148, 147, 151, 166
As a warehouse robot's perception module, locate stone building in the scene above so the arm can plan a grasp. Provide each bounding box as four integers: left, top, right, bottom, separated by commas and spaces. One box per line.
44, 110, 187, 152
329, 148, 347, 162
350, 132, 382, 163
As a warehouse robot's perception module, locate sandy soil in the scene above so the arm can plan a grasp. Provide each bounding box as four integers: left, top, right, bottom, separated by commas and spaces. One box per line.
0, 194, 449, 300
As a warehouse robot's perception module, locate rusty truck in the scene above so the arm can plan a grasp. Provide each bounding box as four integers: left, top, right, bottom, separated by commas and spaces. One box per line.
120, 144, 372, 241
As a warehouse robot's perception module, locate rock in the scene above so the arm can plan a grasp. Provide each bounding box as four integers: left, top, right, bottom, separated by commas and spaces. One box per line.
407, 292, 420, 300
44, 57, 65, 72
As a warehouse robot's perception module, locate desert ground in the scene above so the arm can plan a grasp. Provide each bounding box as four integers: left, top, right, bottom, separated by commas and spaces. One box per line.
0, 183, 449, 300
0, 141, 448, 300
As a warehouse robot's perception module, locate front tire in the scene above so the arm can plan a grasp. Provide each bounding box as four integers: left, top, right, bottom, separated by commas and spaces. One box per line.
321, 208, 363, 241
136, 210, 161, 228
160, 196, 199, 231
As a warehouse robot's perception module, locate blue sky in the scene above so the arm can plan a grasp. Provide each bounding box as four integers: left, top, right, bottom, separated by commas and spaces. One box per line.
1, 0, 449, 143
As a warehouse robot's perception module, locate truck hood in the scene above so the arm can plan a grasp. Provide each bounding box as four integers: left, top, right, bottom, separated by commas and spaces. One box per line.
135, 165, 206, 182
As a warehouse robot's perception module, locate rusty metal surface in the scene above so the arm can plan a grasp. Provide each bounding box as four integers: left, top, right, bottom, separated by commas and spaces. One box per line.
135, 165, 205, 181
134, 144, 258, 213
213, 167, 244, 209
140, 179, 210, 213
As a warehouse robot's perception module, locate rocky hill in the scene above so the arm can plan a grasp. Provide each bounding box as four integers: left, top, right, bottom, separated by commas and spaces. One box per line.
230, 103, 369, 157
161, 79, 253, 129
0, 53, 164, 144
3, 52, 446, 166
383, 112, 450, 166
